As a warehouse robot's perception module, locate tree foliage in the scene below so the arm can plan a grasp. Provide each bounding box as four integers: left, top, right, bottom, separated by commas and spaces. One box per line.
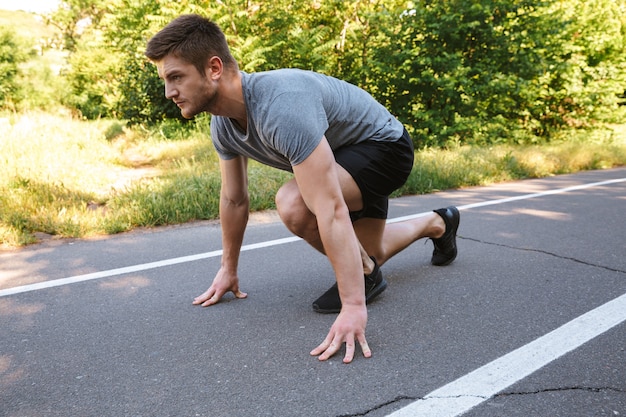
47, 0, 626, 146
0, 29, 30, 109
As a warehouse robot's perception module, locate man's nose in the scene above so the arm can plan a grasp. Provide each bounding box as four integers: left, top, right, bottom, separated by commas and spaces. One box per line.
164, 83, 177, 99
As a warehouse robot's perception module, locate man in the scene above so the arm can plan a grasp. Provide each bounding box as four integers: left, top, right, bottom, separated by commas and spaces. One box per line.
145, 14, 460, 364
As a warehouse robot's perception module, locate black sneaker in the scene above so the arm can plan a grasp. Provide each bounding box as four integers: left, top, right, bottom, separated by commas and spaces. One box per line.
431, 206, 460, 266
312, 257, 387, 314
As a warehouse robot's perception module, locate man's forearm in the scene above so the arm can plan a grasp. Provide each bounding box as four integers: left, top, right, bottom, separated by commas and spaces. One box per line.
219, 196, 249, 272
318, 208, 365, 308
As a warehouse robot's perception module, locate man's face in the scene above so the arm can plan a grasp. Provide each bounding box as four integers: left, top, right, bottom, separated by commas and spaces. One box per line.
156, 55, 216, 119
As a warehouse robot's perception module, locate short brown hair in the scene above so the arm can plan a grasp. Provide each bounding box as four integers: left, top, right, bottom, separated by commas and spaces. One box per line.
145, 14, 237, 75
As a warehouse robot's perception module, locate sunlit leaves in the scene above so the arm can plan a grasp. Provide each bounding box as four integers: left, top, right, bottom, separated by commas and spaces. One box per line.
48, 0, 626, 145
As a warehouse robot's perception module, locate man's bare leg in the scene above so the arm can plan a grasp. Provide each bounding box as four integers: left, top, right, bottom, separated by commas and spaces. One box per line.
275, 169, 448, 270
353, 214, 446, 267
276, 171, 458, 313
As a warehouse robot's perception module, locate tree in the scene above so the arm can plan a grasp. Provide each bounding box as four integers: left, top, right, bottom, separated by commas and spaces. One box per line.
45, 0, 107, 51
49, 0, 625, 145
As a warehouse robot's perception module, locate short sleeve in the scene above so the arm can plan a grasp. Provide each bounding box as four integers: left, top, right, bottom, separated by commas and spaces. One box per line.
260, 91, 328, 166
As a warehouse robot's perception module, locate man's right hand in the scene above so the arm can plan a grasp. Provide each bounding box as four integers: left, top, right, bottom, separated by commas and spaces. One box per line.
310, 303, 371, 363
192, 267, 248, 307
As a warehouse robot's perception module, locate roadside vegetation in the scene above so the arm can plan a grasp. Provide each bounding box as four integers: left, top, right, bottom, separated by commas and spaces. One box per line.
0, 1, 625, 248
2, 111, 623, 248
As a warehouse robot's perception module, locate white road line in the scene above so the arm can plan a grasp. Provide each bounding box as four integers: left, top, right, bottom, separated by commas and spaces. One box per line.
1, 177, 624, 298
388, 177, 626, 223
0, 237, 300, 297
387, 292, 626, 417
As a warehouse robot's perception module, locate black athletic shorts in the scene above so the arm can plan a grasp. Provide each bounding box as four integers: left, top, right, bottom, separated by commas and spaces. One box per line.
334, 128, 414, 221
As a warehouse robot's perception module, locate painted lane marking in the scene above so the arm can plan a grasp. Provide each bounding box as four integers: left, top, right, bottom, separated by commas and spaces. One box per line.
0, 237, 299, 297
388, 177, 625, 223
1, 177, 624, 298
387, 292, 626, 417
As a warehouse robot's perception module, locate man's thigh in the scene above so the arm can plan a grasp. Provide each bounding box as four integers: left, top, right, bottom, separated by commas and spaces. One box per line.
336, 163, 364, 212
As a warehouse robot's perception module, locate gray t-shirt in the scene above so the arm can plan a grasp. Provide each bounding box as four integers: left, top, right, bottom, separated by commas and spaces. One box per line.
210, 69, 404, 172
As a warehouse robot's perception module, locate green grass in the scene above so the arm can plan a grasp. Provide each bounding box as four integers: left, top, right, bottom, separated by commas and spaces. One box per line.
397, 125, 626, 196
0, 111, 624, 249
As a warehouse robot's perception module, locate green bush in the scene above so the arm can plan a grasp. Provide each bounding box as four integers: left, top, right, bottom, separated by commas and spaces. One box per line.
0, 29, 29, 109
61, 43, 122, 118
369, 0, 626, 146
116, 56, 186, 125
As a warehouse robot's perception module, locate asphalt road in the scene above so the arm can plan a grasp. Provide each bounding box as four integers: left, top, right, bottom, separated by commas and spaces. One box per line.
1, 167, 625, 417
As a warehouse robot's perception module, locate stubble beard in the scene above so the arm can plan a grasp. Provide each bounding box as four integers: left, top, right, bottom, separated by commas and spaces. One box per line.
181, 83, 219, 119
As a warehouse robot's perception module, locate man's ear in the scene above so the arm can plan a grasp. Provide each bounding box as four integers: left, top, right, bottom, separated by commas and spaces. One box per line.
206, 56, 224, 80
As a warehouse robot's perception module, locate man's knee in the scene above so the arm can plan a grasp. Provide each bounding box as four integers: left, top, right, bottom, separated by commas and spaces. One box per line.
276, 183, 302, 220
276, 182, 300, 217
275, 183, 316, 236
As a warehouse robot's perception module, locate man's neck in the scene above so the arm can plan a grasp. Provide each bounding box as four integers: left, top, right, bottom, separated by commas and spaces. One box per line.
210, 70, 247, 130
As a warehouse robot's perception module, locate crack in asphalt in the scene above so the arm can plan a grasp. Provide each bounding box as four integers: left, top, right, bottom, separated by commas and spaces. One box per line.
337, 386, 626, 416
337, 234, 625, 417
461, 236, 626, 275
495, 386, 626, 397
336, 395, 418, 416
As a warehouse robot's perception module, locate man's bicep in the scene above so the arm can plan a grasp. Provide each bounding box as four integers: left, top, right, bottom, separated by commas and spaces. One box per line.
292, 137, 344, 215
